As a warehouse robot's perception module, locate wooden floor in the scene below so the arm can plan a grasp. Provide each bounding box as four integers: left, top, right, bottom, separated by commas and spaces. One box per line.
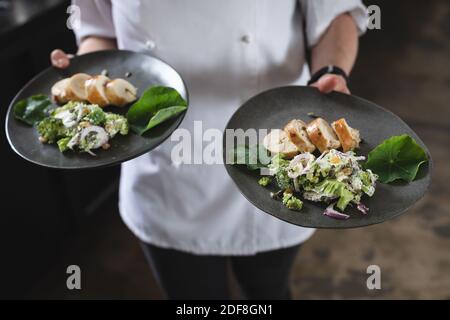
26, 0, 450, 299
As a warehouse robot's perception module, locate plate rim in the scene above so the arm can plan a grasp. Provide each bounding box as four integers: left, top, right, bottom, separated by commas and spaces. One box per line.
5, 49, 190, 170
223, 85, 433, 229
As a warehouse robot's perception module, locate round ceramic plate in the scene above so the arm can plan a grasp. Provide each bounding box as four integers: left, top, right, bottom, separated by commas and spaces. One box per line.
223, 86, 432, 229
5, 50, 188, 169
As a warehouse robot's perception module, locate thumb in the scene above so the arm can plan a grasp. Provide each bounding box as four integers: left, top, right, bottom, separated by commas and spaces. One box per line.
51, 49, 73, 69
311, 74, 339, 94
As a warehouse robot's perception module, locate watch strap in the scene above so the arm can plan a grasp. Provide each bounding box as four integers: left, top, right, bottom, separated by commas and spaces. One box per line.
307, 65, 349, 86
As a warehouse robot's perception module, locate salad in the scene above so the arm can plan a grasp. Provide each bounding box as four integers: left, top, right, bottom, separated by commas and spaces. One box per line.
230, 110, 428, 222
14, 76, 188, 158
261, 149, 378, 219
37, 101, 129, 155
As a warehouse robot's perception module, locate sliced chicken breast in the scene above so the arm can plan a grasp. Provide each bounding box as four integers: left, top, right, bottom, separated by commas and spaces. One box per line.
306, 118, 341, 153
65, 73, 91, 102
105, 79, 137, 107
85, 75, 110, 107
51, 78, 70, 104
263, 129, 299, 159
284, 119, 316, 153
331, 118, 361, 152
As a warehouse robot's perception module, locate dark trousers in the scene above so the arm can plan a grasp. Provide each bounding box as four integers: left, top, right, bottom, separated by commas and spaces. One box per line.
140, 242, 301, 299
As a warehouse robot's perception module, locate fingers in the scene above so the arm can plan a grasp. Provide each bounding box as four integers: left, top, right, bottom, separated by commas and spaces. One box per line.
51, 49, 73, 69
311, 74, 351, 95
312, 75, 337, 93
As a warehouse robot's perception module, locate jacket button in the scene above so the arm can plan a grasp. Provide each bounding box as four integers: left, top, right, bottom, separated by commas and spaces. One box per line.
145, 39, 156, 50
240, 34, 251, 44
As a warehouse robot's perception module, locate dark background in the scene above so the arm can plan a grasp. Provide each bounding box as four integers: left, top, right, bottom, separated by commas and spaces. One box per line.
1, 0, 449, 299
0, 0, 120, 298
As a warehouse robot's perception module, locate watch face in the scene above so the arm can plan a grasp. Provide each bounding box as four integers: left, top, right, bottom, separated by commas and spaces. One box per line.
308, 65, 349, 86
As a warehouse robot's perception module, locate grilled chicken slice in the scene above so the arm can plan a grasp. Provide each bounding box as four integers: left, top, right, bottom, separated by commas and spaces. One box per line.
331, 118, 361, 152
65, 73, 90, 102
105, 79, 137, 107
51, 78, 70, 104
85, 75, 110, 107
284, 119, 316, 153
306, 118, 341, 153
263, 129, 299, 159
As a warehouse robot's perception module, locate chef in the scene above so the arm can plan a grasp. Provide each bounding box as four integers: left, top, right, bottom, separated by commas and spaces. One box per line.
52, 0, 367, 299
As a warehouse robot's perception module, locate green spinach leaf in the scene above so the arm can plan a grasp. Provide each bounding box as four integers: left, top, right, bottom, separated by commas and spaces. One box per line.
14, 95, 53, 125
365, 134, 428, 183
126, 86, 187, 135
131, 105, 187, 135
230, 144, 268, 170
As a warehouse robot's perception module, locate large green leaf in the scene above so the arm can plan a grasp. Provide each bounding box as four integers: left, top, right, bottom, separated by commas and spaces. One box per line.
126, 86, 187, 135
130, 105, 187, 135
14, 94, 53, 125
365, 134, 428, 183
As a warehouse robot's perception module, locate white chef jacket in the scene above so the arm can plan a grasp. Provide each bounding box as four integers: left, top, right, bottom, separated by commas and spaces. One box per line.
74, 0, 367, 255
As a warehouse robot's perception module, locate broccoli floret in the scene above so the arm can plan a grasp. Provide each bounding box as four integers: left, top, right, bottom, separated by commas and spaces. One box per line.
105, 113, 129, 136
57, 137, 71, 152
119, 120, 129, 135
37, 118, 67, 143
85, 106, 106, 125
275, 169, 292, 190
258, 176, 271, 187
105, 113, 122, 122
282, 191, 303, 211
269, 154, 292, 189
270, 153, 290, 167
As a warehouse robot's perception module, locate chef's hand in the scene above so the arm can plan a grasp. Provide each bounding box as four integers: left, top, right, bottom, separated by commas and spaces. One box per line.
50, 49, 73, 69
50, 37, 117, 69
310, 74, 350, 95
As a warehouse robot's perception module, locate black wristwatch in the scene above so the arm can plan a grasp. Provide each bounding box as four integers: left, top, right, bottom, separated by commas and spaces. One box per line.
307, 65, 349, 86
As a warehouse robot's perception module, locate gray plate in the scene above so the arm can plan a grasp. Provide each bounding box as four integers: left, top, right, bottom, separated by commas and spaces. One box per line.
5, 50, 188, 169
224, 86, 432, 229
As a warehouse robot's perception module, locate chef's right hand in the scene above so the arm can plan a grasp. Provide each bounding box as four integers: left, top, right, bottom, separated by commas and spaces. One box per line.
50, 49, 74, 69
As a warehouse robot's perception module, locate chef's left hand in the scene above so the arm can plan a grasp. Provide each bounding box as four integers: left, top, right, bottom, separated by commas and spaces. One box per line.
310, 74, 350, 95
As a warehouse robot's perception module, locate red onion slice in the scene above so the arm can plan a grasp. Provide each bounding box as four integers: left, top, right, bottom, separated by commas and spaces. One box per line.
323, 204, 350, 220
357, 203, 369, 215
